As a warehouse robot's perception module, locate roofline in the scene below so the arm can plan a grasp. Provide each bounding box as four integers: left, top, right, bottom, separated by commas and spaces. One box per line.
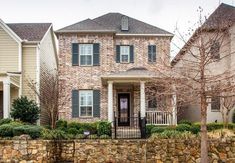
55, 30, 116, 33
115, 33, 174, 37
0, 19, 22, 43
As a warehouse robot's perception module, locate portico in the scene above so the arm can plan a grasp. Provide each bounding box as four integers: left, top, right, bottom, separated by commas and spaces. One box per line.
0, 73, 21, 118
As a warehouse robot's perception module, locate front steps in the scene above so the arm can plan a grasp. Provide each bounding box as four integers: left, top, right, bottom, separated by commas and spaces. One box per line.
112, 127, 141, 139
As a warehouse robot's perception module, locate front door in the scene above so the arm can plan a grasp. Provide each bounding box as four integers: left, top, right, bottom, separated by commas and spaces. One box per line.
118, 93, 130, 126
0, 91, 3, 118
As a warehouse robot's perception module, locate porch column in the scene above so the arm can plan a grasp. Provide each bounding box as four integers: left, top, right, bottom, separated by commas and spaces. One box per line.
3, 79, 10, 118
140, 81, 146, 118
108, 81, 113, 122
172, 87, 177, 125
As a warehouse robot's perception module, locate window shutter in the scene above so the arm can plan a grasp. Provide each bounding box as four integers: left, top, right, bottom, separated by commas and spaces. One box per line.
72, 90, 79, 117
93, 90, 100, 117
130, 45, 134, 63
152, 45, 156, 62
93, 43, 100, 66
116, 45, 120, 63
72, 43, 79, 65
148, 45, 152, 62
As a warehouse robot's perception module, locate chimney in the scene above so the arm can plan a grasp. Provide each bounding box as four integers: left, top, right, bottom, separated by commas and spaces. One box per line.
121, 16, 129, 31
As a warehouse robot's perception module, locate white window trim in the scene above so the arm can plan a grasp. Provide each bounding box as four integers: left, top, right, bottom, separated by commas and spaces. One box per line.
79, 44, 93, 66
79, 90, 93, 117
120, 45, 130, 63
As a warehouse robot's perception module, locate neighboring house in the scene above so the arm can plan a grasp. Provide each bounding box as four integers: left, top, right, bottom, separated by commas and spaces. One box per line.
56, 13, 176, 135
172, 3, 235, 123
0, 19, 58, 124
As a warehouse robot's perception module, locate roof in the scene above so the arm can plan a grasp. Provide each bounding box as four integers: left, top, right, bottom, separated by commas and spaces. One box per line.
171, 3, 235, 66
7, 23, 52, 41
57, 13, 173, 36
101, 67, 167, 82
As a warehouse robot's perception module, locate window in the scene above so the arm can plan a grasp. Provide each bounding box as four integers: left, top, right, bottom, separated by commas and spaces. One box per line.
79, 90, 93, 117
210, 41, 220, 60
148, 45, 156, 63
148, 98, 157, 109
120, 46, 130, 63
211, 96, 220, 112
79, 44, 93, 66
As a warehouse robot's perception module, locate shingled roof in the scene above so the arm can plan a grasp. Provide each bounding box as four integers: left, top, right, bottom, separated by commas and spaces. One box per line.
7, 23, 52, 42
57, 13, 172, 35
171, 3, 235, 66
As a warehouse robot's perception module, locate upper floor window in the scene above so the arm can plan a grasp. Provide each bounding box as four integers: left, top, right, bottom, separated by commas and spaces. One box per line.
72, 43, 100, 66
148, 45, 156, 63
79, 44, 93, 66
210, 41, 220, 60
211, 96, 220, 112
120, 46, 130, 63
79, 90, 93, 117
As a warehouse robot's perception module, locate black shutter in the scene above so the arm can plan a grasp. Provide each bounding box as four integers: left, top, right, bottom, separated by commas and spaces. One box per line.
116, 45, 120, 63
72, 90, 79, 118
152, 45, 156, 62
72, 43, 79, 65
93, 43, 100, 66
148, 45, 152, 62
93, 90, 100, 117
130, 45, 134, 63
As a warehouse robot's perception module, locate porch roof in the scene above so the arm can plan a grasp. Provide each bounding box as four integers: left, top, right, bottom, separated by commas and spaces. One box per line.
101, 67, 164, 83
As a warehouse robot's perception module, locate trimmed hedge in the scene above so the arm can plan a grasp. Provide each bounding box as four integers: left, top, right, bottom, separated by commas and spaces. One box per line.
178, 119, 192, 126
0, 118, 12, 126
151, 127, 166, 134
97, 121, 111, 136
176, 124, 192, 132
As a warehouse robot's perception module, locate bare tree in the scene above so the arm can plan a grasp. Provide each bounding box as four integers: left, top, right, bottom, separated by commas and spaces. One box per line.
147, 5, 235, 163
28, 69, 66, 129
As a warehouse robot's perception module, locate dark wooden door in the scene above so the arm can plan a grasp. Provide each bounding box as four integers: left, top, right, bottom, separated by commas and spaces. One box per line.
118, 93, 130, 126
0, 91, 3, 118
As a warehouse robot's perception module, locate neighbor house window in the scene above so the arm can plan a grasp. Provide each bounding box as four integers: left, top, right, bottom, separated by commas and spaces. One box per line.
79, 90, 93, 117
211, 96, 220, 112
79, 44, 93, 66
148, 98, 157, 110
210, 41, 220, 60
120, 46, 130, 63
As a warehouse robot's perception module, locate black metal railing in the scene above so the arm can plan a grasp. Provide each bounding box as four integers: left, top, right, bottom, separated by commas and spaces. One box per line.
113, 111, 146, 139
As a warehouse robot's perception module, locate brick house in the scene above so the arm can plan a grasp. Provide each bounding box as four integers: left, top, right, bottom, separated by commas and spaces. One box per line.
56, 13, 176, 134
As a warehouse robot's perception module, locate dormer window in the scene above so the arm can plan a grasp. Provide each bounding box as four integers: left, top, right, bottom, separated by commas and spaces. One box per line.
210, 41, 220, 60
121, 16, 129, 31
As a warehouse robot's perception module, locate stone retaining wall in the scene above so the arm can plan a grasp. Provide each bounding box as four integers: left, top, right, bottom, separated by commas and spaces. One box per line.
0, 138, 234, 163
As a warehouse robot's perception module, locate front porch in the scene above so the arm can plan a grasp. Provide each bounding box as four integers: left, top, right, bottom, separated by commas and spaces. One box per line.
0, 73, 21, 118
102, 68, 177, 138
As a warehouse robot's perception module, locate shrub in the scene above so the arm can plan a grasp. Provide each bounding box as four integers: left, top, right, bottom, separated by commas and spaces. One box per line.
228, 123, 235, 130
56, 120, 67, 131
207, 123, 223, 131
178, 119, 192, 126
67, 122, 80, 130
78, 128, 85, 134
13, 125, 42, 139
97, 121, 111, 136
79, 123, 97, 134
0, 122, 22, 137
146, 125, 156, 136
41, 129, 54, 140
191, 124, 201, 134
0, 118, 12, 126
41, 129, 68, 140
76, 134, 85, 139
233, 111, 235, 123
151, 130, 195, 139
99, 134, 111, 139
67, 128, 79, 135
10, 96, 40, 124
151, 127, 166, 134
176, 124, 192, 132
88, 134, 98, 139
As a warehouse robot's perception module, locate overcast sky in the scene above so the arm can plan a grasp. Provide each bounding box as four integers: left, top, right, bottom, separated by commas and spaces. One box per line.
0, 0, 234, 56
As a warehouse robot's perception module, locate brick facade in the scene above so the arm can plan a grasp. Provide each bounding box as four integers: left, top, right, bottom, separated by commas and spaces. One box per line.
57, 33, 171, 122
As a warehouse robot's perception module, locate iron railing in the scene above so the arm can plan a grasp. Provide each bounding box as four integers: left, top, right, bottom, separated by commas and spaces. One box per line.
113, 111, 146, 139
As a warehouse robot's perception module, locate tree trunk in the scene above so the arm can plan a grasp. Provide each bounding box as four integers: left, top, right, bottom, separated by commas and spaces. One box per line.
200, 94, 208, 163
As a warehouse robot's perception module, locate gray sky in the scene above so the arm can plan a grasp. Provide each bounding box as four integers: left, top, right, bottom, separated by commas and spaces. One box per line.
0, 0, 234, 56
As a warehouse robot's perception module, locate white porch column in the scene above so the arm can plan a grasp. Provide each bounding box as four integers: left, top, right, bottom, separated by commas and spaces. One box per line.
140, 81, 146, 118
3, 79, 10, 118
108, 81, 113, 122
172, 88, 177, 125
